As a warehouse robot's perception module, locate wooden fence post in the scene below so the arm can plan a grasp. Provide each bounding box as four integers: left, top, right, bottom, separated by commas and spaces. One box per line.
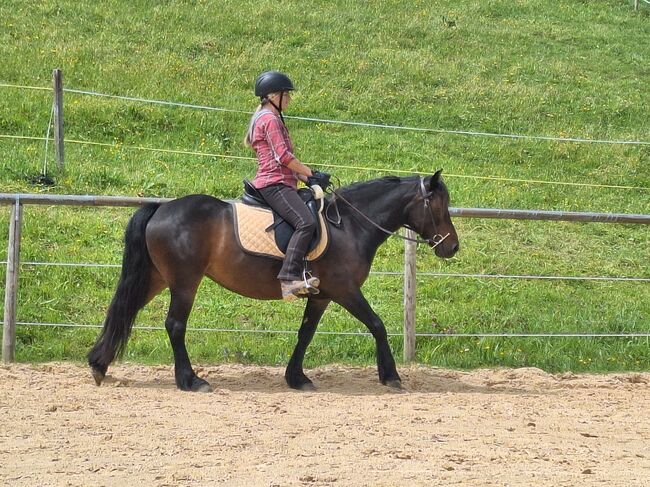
403, 229, 417, 362
2, 200, 23, 363
53, 68, 64, 169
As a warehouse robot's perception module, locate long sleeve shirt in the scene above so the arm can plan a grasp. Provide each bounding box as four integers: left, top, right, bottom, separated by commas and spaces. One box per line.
250, 109, 299, 190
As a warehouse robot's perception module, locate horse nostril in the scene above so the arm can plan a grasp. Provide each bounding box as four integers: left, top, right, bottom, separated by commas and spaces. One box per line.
451, 243, 459, 254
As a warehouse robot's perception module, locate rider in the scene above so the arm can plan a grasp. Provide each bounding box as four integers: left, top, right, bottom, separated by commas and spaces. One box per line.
245, 71, 321, 301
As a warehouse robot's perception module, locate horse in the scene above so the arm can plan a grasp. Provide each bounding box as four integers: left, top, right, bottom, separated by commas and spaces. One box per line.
88, 171, 459, 392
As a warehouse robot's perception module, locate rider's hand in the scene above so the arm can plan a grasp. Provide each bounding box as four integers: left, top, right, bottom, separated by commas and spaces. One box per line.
307, 171, 331, 189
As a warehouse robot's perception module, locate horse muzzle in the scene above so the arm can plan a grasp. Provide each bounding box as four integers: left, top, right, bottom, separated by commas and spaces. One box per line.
429, 233, 459, 258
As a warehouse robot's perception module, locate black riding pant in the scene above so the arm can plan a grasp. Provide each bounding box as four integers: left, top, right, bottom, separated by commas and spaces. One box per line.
258, 184, 317, 281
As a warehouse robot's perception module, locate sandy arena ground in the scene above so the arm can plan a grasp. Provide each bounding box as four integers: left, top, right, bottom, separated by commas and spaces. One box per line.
0, 362, 649, 486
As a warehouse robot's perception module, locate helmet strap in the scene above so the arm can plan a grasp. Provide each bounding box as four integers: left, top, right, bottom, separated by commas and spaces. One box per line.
268, 94, 286, 125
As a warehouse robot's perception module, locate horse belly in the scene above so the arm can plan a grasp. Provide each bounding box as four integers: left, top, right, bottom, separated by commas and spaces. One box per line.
204, 226, 284, 300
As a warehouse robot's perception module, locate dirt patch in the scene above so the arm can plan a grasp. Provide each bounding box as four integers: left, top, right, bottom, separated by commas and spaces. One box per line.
1, 363, 649, 486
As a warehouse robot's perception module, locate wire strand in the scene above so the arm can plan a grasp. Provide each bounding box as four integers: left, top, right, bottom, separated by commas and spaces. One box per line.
290, 114, 650, 146
2, 133, 648, 192
1, 260, 648, 282
61, 87, 650, 146
1, 82, 647, 145
0, 83, 50, 91
4, 321, 650, 338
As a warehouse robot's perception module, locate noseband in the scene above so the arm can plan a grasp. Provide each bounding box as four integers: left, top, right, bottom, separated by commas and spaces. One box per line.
329, 177, 450, 248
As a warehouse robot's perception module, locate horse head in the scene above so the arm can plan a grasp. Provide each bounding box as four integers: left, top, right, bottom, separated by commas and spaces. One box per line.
404, 170, 459, 258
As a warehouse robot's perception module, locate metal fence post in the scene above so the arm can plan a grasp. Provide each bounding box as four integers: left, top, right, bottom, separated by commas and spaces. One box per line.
2, 199, 23, 363
403, 229, 417, 362
53, 68, 64, 169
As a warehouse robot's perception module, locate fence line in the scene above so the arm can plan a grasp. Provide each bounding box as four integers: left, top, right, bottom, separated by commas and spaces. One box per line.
1, 260, 649, 282
1, 192, 649, 362
0, 83, 50, 91
3, 322, 650, 339
0, 134, 257, 161
1, 81, 648, 146
2, 133, 649, 192
368, 271, 650, 282
2, 193, 649, 223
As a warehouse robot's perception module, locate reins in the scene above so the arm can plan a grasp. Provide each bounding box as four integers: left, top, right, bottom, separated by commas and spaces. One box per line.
325, 176, 450, 249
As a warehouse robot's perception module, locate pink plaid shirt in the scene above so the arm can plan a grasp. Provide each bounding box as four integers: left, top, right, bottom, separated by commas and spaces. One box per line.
249, 109, 298, 190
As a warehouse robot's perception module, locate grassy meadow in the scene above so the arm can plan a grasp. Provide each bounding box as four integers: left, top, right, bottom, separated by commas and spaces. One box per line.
1, 0, 648, 372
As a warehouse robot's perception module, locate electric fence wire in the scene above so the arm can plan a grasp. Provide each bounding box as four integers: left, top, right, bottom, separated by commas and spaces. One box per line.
1, 82, 648, 146
2, 321, 649, 338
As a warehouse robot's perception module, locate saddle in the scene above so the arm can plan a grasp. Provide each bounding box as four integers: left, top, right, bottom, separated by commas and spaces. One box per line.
233, 180, 329, 261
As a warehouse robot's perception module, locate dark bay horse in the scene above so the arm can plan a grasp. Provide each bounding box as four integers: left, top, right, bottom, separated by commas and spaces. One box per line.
88, 172, 459, 392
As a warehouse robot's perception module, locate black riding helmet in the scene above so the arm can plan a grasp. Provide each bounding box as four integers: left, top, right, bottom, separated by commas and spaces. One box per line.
254, 71, 295, 124
254, 71, 295, 99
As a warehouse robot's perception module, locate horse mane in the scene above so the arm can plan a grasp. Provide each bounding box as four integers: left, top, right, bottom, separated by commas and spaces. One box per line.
334, 174, 449, 199
328, 174, 448, 218
336, 175, 410, 200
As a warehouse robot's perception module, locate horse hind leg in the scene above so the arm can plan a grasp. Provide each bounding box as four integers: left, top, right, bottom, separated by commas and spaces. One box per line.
165, 284, 212, 392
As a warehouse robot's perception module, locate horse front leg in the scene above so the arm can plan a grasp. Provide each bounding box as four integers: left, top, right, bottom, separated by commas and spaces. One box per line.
285, 298, 331, 391
336, 289, 402, 389
165, 286, 212, 392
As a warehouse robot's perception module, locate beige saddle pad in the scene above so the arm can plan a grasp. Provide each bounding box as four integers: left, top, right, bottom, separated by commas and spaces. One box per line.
232, 202, 329, 261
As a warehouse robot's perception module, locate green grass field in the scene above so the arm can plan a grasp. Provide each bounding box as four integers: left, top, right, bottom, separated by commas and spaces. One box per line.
1, 0, 648, 372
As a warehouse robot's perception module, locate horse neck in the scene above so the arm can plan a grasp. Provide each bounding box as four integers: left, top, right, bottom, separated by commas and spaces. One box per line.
340, 178, 415, 245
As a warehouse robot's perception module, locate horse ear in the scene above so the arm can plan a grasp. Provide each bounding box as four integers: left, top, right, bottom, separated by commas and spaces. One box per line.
427, 169, 443, 190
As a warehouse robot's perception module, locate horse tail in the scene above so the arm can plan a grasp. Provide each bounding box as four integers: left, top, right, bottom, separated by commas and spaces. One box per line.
88, 203, 160, 384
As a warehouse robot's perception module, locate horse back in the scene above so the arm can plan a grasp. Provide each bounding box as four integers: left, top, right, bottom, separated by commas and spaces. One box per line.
145, 195, 233, 271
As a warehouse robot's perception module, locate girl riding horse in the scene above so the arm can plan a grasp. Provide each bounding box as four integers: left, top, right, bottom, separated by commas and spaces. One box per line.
245, 71, 328, 300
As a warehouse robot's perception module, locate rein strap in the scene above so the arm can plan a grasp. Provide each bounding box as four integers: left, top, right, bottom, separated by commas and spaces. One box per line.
330, 177, 449, 248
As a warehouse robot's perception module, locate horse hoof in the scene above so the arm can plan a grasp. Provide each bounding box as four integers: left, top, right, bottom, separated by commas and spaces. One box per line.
385, 379, 404, 391
298, 382, 317, 392
194, 383, 213, 393
190, 377, 213, 393
90, 367, 105, 386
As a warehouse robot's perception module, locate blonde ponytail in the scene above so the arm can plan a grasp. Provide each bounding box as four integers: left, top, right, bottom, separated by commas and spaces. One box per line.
244, 97, 270, 147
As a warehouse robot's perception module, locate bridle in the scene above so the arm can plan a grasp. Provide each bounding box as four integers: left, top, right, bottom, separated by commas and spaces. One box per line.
327, 176, 450, 248
404, 177, 451, 247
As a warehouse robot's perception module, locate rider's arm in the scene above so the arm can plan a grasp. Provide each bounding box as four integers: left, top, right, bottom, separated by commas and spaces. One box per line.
287, 159, 313, 179
262, 114, 313, 181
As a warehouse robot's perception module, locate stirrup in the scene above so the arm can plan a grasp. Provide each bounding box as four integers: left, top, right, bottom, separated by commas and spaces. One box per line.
280, 276, 320, 301
296, 276, 320, 296
299, 270, 320, 295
